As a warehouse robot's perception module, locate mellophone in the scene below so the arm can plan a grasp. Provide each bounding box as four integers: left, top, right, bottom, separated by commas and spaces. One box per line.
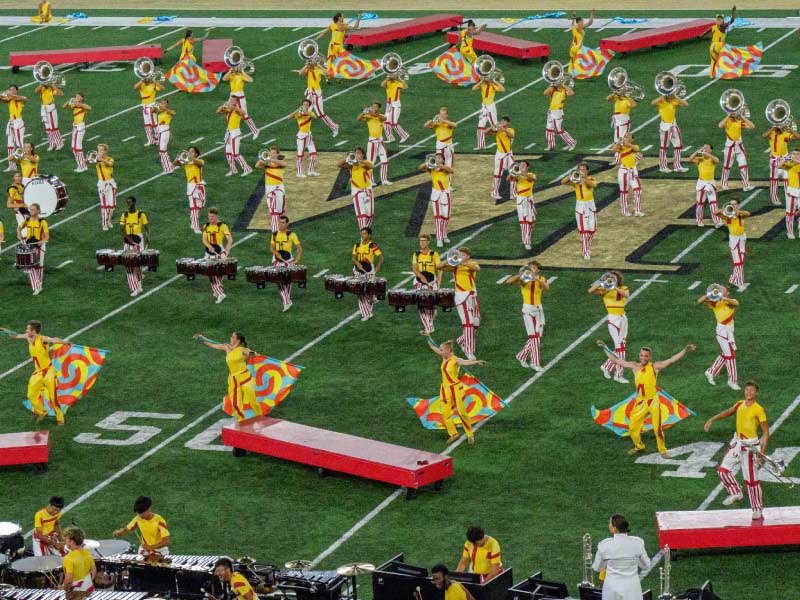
245, 264, 308, 289
323, 274, 387, 300
96, 250, 160, 273
387, 288, 456, 313
176, 258, 238, 281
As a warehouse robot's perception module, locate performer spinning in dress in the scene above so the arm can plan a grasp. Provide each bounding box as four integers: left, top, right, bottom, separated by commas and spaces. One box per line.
455, 526, 502, 581
202, 207, 232, 304
2, 85, 27, 171
418, 153, 453, 247
704, 380, 769, 520
687, 144, 722, 228
351, 226, 383, 322
35, 76, 64, 151
612, 133, 644, 217
222, 64, 259, 139
719, 109, 754, 191
300, 57, 339, 135
592, 515, 651, 600
120, 197, 149, 298
505, 261, 549, 371
709, 7, 737, 78
358, 102, 391, 186
270, 216, 303, 312
93, 143, 117, 231
458, 20, 486, 64
561, 162, 597, 260
33, 496, 65, 556
699, 286, 740, 391
165, 29, 210, 62
487, 116, 514, 201
568, 10, 595, 72
438, 248, 480, 360
289, 99, 318, 178
155, 99, 176, 174
112, 496, 170, 557
714, 198, 750, 290
17, 203, 48, 295
216, 98, 252, 177
64, 92, 90, 172
507, 160, 537, 250
214, 558, 257, 600
590, 272, 630, 384
61, 528, 96, 600
337, 148, 374, 229
314, 13, 362, 80
133, 76, 163, 147
255, 146, 289, 232
472, 73, 504, 150
381, 69, 409, 143
411, 234, 441, 335
173, 146, 205, 234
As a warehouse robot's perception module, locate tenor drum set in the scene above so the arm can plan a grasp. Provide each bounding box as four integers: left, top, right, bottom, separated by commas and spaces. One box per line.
96, 250, 160, 272
176, 258, 238, 281
244, 264, 308, 289
323, 274, 387, 299
387, 288, 455, 313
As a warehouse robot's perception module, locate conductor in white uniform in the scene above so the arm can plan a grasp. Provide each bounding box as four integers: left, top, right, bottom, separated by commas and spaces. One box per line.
592, 515, 651, 600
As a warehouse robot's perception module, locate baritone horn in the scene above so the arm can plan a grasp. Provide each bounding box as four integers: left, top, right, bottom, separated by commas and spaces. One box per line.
134, 57, 164, 83
224, 46, 255, 74
765, 99, 797, 131
424, 153, 438, 170
655, 71, 686, 98
445, 248, 463, 267
720, 88, 749, 118
542, 60, 573, 88
177, 150, 191, 164
33, 61, 65, 88
607, 66, 644, 100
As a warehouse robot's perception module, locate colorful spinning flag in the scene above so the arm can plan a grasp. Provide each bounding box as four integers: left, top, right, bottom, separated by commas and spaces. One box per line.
166, 58, 220, 93
429, 47, 479, 87
570, 46, 615, 79
590, 388, 695, 437
713, 42, 763, 79
329, 51, 381, 80
406, 373, 506, 430
22, 344, 109, 416
222, 355, 303, 420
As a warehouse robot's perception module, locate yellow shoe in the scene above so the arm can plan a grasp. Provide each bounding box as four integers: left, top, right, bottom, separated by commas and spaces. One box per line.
467, 435, 475, 445
627, 446, 645, 456
446, 434, 459, 444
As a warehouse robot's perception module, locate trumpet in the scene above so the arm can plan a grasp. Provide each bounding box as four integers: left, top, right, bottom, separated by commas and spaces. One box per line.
765, 99, 797, 132
655, 71, 686, 99
659, 545, 671, 600
581, 533, 594, 588
424, 153, 438, 170
134, 57, 164, 83
224, 46, 255, 74
509, 162, 522, 177
720, 88, 749, 118
177, 150, 191, 165
445, 248, 463, 267
519, 268, 535, 283
607, 66, 644, 100
569, 170, 583, 184
431, 114, 442, 124
67, 97, 77, 108
11, 148, 24, 161
86, 150, 98, 164
722, 203, 737, 218
706, 283, 723, 302
599, 272, 617, 291
344, 151, 358, 166
542, 60, 573, 89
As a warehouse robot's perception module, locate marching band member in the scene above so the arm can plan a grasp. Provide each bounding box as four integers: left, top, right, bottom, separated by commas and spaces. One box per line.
381, 71, 409, 143
351, 226, 383, 322
94, 143, 117, 231
719, 111, 754, 190
7, 171, 27, 227
119, 197, 149, 298
606, 88, 636, 165
255, 147, 289, 233
172, 146, 205, 234
155, 99, 175, 174
487, 116, 514, 200
507, 160, 536, 250
418, 154, 454, 247
133, 77, 163, 147
289, 99, 318, 178
64, 92, 90, 172
0, 217, 4, 252
217, 98, 252, 177
780, 148, 800, 238
456, 526, 502, 580
33, 496, 65, 556
687, 144, 722, 228
17, 203, 48, 295
358, 102, 391, 186
432, 565, 475, 600
544, 79, 576, 151
411, 234, 441, 335
709, 7, 737, 78
300, 58, 339, 135
458, 20, 486, 64
651, 92, 688, 173
505, 261, 548, 371
20, 141, 39, 186
589, 271, 630, 384
0, 321, 69, 424
36, 0, 52, 23
314, 13, 362, 79
699, 286, 740, 390
561, 162, 597, 260
202, 207, 232, 304
3, 85, 27, 171
704, 380, 768, 520
222, 66, 259, 139
592, 515, 651, 600
165, 29, 210, 62
598, 342, 696, 456
214, 557, 257, 600
424, 107, 457, 168
337, 148, 374, 229
438, 247, 481, 360
568, 10, 595, 72
61, 528, 96, 600
472, 75, 504, 149
112, 496, 170, 557
612, 133, 643, 217
714, 198, 750, 290
35, 77, 63, 151
270, 215, 302, 312
763, 124, 798, 206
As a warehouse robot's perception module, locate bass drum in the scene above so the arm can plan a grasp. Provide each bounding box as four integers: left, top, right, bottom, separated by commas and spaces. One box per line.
23, 175, 68, 218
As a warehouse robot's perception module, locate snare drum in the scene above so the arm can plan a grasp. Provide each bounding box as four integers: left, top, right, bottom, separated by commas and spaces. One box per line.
176, 257, 199, 281
388, 290, 417, 312
15, 245, 37, 270
324, 274, 347, 299
436, 288, 456, 312
416, 289, 437, 309
0, 522, 24, 557
121, 251, 142, 269
265, 266, 289, 284
9, 555, 63, 588
246, 266, 268, 289
366, 277, 386, 299
287, 264, 308, 288
23, 175, 68, 218
345, 276, 367, 295
140, 249, 160, 272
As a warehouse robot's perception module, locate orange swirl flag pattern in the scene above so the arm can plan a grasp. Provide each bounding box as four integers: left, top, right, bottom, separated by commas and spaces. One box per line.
570, 46, 615, 79
591, 387, 695, 437
222, 355, 303, 419
166, 57, 220, 93
406, 373, 505, 430
713, 42, 763, 79
429, 47, 479, 87
330, 51, 381, 80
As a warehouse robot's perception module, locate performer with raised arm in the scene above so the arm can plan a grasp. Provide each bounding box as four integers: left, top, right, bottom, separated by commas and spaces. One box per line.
133, 76, 163, 147
561, 162, 597, 260
455, 526, 502, 580
424, 107, 457, 168
351, 226, 383, 322
418, 153, 454, 247
411, 234, 441, 335
255, 146, 289, 233
112, 496, 170, 557
714, 198, 750, 290
64, 92, 90, 172
202, 207, 233, 304
222, 63, 259, 139
597, 341, 696, 456
507, 160, 536, 250
61, 528, 96, 600
652, 89, 688, 173
337, 148, 374, 229
438, 247, 480, 360
544, 78, 576, 151
487, 116, 514, 201
3, 85, 27, 171
17, 203, 48, 295
173, 146, 205, 234
709, 7, 737, 78
719, 108, 754, 190
165, 29, 210, 62
612, 133, 643, 217
780, 148, 800, 238
592, 515, 651, 600
35, 75, 63, 151
300, 57, 339, 135
119, 196, 149, 298
505, 261, 549, 371
7, 171, 26, 228
270, 215, 302, 312
358, 102, 391, 186
687, 144, 722, 228
568, 10, 595, 72
314, 13, 362, 79
381, 68, 409, 143
699, 285, 740, 390
458, 20, 486, 64
155, 99, 176, 174
606, 86, 636, 165
472, 73, 504, 149
217, 98, 252, 177
589, 271, 630, 384
33, 496, 65, 556
289, 99, 318, 178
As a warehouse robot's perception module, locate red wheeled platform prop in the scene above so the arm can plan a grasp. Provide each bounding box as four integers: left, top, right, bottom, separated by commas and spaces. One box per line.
600, 19, 714, 54
222, 417, 453, 498
656, 506, 800, 551
445, 31, 550, 61
10, 44, 163, 71
0, 431, 49, 471
345, 14, 463, 48
201, 38, 233, 73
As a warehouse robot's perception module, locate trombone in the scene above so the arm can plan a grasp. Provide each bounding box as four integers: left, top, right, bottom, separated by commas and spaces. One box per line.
747, 445, 796, 488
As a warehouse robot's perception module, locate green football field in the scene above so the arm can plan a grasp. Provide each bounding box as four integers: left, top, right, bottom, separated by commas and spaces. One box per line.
1, 10, 799, 598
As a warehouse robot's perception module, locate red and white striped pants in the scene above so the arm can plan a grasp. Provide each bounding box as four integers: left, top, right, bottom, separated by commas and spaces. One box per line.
718, 435, 764, 512
352, 187, 374, 228
6, 118, 24, 149
40, 103, 59, 129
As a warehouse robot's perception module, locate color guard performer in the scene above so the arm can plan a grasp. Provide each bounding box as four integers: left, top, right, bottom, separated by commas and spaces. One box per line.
217, 98, 252, 177
61, 528, 96, 600
598, 342, 696, 456
606, 87, 636, 165
438, 247, 480, 360
155, 99, 175, 174
270, 216, 302, 312
456, 526, 502, 580
612, 133, 643, 217
458, 20, 486, 64
35, 0, 52, 23
561, 162, 597, 260
289, 99, 318, 178
652, 92, 688, 173
214, 558, 257, 600
592, 515, 651, 600
432, 565, 475, 600
505, 261, 548, 371
33, 496, 65, 556
424, 107, 457, 168
64, 92, 90, 172
314, 13, 362, 78
418, 153, 454, 247
544, 79, 576, 151
120, 197, 149, 298
300, 57, 339, 135
133, 77, 163, 147
719, 110, 754, 190
411, 234, 441, 335
709, 7, 737, 79
17, 203, 48, 295
358, 102, 391, 186
781, 148, 800, 238
351, 226, 383, 322
7, 171, 27, 227
337, 148, 374, 229
202, 207, 232, 304
20, 141, 39, 186
687, 144, 722, 228
568, 10, 595, 72
0, 321, 69, 424
3, 85, 27, 171
93, 143, 117, 231
223, 66, 259, 139
589, 271, 630, 384
763, 123, 798, 206
715, 198, 750, 290
0, 217, 4, 252
472, 75, 504, 149
699, 286, 740, 390
704, 380, 768, 520
507, 160, 536, 250
255, 147, 289, 233
487, 116, 514, 200
381, 70, 409, 143
112, 496, 170, 557
35, 77, 63, 151
165, 29, 210, 62
173, 146, 205, 234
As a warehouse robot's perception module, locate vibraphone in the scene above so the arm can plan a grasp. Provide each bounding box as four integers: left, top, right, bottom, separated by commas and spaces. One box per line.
0, 590, 149, 600
387, 288, 456, 313
276, 569, 347, 600
94, 554, 221, 599
323, 275, 387, 300
245, 265, 308, 290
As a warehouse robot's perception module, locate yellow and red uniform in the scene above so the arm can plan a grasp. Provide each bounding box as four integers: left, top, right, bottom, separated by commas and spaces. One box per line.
413, 249, 439, 284
180, 38, 195, 61
385, 80, 404, 104
120, 210, 148, 238
306, 65, 324, 92
126, 513, 170, 549
619, 146, 638, 169
440, 355, 472, 438
20, 155, 38, 180
27, 333, 61, 422
97, 157, 114, 182
203, 222, 230, 251
230, 573, 255, 600
434, 122, 454, 144
496, 128, 514, 154
520, 277, 545, 306
697, 157, 717, 181
352, 240, 381, 270
184, 161, 203, 184
227, 73, 246, 95
226, 108, 242, 132
572, 178, 595, 202
462, 536, 502, 577
73, 104, 87, 125
602, 286, 628, 316
459, 30, 477, 63
365, 114, 383, 139
34, 508, 60, 538
225, 346, 261, 421
769, 130, 791, 158
430, 168, 450, 191
479, 81, 498, 105
138, 83, 157, 106
710, 300, 736, 325
549, 89, 567, 111
725, 214, 746, 236
628, 362, 666, 453
327, 24, 346, 62
62, 548, 95, 592
454, 264, 476, 293
734, 400, 767, 439
444, 582, 468, 600
655, 97, 679, 124
350, 163, 372, 189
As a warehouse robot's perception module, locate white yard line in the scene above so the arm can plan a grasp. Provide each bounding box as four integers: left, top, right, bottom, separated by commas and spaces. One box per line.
334, 140, 349, 147
524, 142, 536, 149
313, 268, 329, 278
546, 276, 557, 284
496, 275, 510, 284
0, 25, 45, 44
262, 138, 276, 146
688, 280, 702, 290
641, 144, 653, 153
139, 26, 184, 45
87, 135, 100, 142
56, 260, 73, 269
122, 136, 136, 142
785, 284, 798, 294
190, 137, 205, 144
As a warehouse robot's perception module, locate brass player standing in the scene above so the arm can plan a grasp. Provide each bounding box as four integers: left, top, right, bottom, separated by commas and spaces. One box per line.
155, 99, 176, 174
35, 77, 63, 151
438, 248, 481, 360
505, 261, 549, 371
255, 147, 289, 233
93, 144, 117, 231
172, 147, 205, 234
2, 85, 27, 171
222, 66, 259, 139
64, 93, 90, 172
507, 160, 536, 250
418, 154, 454, 247
133, 77, 163, 147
